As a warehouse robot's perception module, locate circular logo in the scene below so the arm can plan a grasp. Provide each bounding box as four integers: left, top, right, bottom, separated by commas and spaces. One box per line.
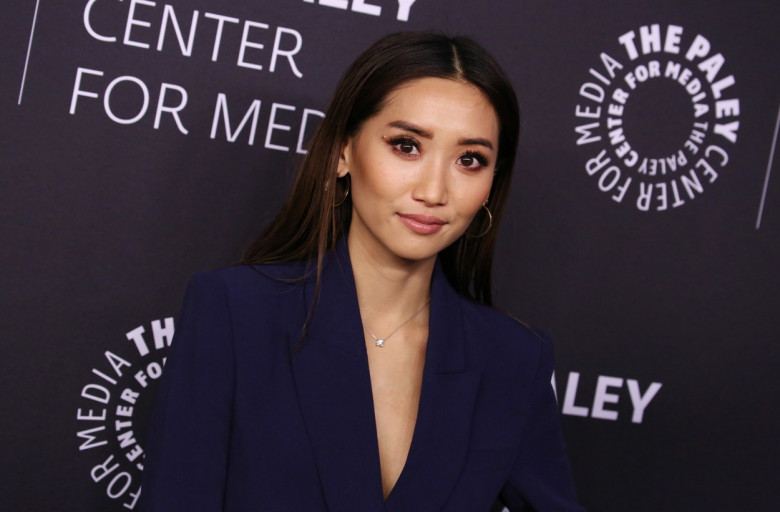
75, 318, 173, 510
574, 24, 740, 211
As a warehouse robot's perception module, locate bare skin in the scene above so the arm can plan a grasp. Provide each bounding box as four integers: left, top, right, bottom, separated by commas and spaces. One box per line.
339, 77, 499, 498
350, 235, 432, 498
365, 318, 427, 499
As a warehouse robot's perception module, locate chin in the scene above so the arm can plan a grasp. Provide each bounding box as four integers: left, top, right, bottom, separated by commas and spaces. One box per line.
390, 235, 457, 263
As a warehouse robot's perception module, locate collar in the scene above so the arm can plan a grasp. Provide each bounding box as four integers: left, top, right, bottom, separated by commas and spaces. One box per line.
290, 237, 479, 510
306, 236, 468, 373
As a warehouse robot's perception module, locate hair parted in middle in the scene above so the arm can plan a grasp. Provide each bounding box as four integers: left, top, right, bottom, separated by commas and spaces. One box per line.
241, 31, 520, 306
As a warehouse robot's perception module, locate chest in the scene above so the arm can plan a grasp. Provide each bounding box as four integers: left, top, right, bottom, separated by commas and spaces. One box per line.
225, 298, 531, 510
365, 332, 427, 498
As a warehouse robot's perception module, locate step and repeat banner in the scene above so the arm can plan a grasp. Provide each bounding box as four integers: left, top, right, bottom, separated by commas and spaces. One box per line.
2, 1, 778, 510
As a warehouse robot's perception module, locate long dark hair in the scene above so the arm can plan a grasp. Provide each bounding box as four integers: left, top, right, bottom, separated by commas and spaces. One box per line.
241, 31, 520, 306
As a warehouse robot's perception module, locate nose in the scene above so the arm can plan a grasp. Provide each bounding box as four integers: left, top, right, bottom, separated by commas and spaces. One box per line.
411, 156, 448, 206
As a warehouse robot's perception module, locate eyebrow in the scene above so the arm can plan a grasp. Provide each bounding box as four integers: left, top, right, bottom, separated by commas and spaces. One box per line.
460, 137, 495, 151
387, 121, 495, 151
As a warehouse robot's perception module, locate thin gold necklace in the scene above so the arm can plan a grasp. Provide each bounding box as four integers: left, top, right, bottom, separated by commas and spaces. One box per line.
364, 297, 431, 348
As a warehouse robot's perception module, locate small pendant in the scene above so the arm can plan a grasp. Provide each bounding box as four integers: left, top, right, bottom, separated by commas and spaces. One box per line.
375, 339, 384, 348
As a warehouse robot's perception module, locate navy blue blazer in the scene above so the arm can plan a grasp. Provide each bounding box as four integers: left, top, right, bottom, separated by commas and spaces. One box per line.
141, 240, 584, 511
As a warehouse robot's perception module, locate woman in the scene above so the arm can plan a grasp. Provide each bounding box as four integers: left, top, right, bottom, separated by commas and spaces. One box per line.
141, 32, 584, 511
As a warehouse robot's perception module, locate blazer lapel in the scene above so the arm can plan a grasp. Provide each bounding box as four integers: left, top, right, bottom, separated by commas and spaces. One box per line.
291, 241, 385, 512
292, 241, 482, 511
385, 262, 481, 511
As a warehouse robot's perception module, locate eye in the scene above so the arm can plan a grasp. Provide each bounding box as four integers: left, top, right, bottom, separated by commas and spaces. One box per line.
387, 136, 421, 157
457, 151, 489, 171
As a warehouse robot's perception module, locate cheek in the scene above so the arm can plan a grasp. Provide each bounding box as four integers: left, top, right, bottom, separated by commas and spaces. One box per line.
455, 175, 494, 217
352, 156, 409, 201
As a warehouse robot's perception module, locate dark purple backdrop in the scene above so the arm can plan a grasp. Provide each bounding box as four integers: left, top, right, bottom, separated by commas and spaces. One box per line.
2, 1, 778, 510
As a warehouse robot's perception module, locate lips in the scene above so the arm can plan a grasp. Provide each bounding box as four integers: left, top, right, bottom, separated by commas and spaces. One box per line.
397, 213, 446, 235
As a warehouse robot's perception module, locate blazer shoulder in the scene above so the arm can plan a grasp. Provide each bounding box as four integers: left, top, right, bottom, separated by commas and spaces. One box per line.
461, 297, 549, 342
459, 297, 552, 364
190, 260, 313, 298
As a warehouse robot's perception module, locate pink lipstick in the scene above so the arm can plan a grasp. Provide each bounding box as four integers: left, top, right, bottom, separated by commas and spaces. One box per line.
397, 213, 445, 235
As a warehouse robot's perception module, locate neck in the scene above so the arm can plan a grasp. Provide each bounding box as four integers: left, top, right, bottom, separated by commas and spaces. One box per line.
347, 233, 434, 337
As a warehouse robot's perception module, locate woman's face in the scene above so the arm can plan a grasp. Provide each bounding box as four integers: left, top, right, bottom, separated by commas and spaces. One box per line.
340, 77, 499, 266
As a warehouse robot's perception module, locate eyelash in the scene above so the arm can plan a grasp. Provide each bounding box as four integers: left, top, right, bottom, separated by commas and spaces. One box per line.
386, 136, 421, 157
385, 136, 490, 171
458, 150, 489, 170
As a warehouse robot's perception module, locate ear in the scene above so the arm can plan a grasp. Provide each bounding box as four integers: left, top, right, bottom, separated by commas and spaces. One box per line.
337, 139, 352, 178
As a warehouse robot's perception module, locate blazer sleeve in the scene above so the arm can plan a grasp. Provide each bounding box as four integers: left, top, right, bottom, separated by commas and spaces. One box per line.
140, 271, 235, 512
499, 335, 586, 512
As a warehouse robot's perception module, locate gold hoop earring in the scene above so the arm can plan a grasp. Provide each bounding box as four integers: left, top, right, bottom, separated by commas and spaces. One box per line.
333, 177, 350, 207
470, 201, 493, 238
